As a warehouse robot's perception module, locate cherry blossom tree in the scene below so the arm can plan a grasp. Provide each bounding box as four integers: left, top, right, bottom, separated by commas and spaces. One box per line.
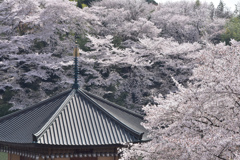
0, 0, 235, 115
151, 1, 226, 43
0, 53, 73, 109
85, 0, 159, 43
77, 33, 202, 111
91, 0, 153, 20
122, 40, 240, 160
0, 0, 97, 108
0, 0, 96, 55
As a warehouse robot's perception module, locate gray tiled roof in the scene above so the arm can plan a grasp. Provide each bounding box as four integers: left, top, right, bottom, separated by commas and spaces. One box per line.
0, 89, 148, 146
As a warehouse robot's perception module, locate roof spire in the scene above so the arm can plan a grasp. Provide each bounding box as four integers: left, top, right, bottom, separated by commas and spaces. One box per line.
72, 43, 79, 89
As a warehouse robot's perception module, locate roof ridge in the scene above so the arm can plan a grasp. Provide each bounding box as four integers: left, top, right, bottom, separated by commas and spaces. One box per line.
81, 89, 144, 119
33, 89, 76, 141
77, 89, 144, 138
0, 90, 72, 121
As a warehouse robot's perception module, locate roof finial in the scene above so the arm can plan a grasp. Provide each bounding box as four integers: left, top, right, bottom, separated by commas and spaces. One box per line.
72, 43, 79, 89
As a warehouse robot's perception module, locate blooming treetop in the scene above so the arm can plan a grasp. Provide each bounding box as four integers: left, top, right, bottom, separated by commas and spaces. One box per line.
122, 40, 240, 160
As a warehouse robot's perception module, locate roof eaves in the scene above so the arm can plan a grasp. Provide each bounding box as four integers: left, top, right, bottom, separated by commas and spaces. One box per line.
33, 89, 76, 141
77, 89, 144, 139
0, 90, 72, 122
0, 140, 125, 148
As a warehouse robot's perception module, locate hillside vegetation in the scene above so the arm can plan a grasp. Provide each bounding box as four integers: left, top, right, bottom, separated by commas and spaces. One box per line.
0, 0, 239, 114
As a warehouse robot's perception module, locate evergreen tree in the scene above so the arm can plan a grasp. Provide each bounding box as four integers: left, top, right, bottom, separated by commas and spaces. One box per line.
84, 0, 95, 6
209, 2, 215, 20
77, 0, 83, 8
221, 17, 240, 45
146, 0, 157, 5
194, 0, 200, 9
76, 0, 95, 8
216, 0, 224, 18
234, 3, 240, 18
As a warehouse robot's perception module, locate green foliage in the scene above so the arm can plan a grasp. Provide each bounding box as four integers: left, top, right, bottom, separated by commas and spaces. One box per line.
210, 2, 215, 20
145, 0, 157, 5
105, 84, 116, 92
103, 91, 128, 106
216, 0, 224, 18
2, 88, 14, 102
19, 79, 41, 91
17, 22, 33, 36
81, 3, 88, 8
58, 30, 90, 51
0, 103, 15, 117
75, 33, 91, 51
194, 0, 201, 9
77, 0, 83, 8
70, 0, 95, 8
58, 32, 66, 41
217, 0, 224, 12
112, 35, 124, 48
32, 39, 48, 51
44, 87, 58, 96
0, 88, 18, 117
111, 65, 132, 79
221, 17, 240, 45
234, 4, 240, 17
0, 152, 8, 160
85, 74, 98, 83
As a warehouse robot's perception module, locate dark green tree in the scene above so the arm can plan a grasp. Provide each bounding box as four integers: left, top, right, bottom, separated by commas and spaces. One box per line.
216, 0, 224, 18
221, 17, 240, 45
209, 2, 215, 20
146, 0, 158, 5
77, 0, 84, 8
84, 0, 95, 6
72, 0, 95, 8
194, 0, 201, 9
0, 88, 18, 117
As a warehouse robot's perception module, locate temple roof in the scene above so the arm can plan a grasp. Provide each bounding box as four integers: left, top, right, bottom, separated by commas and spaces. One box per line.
0, 89, 148, 146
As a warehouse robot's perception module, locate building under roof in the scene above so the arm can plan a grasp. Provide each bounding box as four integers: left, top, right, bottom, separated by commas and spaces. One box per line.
0, 46, 149, 160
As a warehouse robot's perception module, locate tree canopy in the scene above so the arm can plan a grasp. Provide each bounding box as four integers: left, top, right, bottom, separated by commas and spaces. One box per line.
221, 17, 240, 45
122, 40, 240, 160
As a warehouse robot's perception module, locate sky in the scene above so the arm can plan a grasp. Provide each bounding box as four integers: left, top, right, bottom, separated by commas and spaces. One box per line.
155, 0, 240, 11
